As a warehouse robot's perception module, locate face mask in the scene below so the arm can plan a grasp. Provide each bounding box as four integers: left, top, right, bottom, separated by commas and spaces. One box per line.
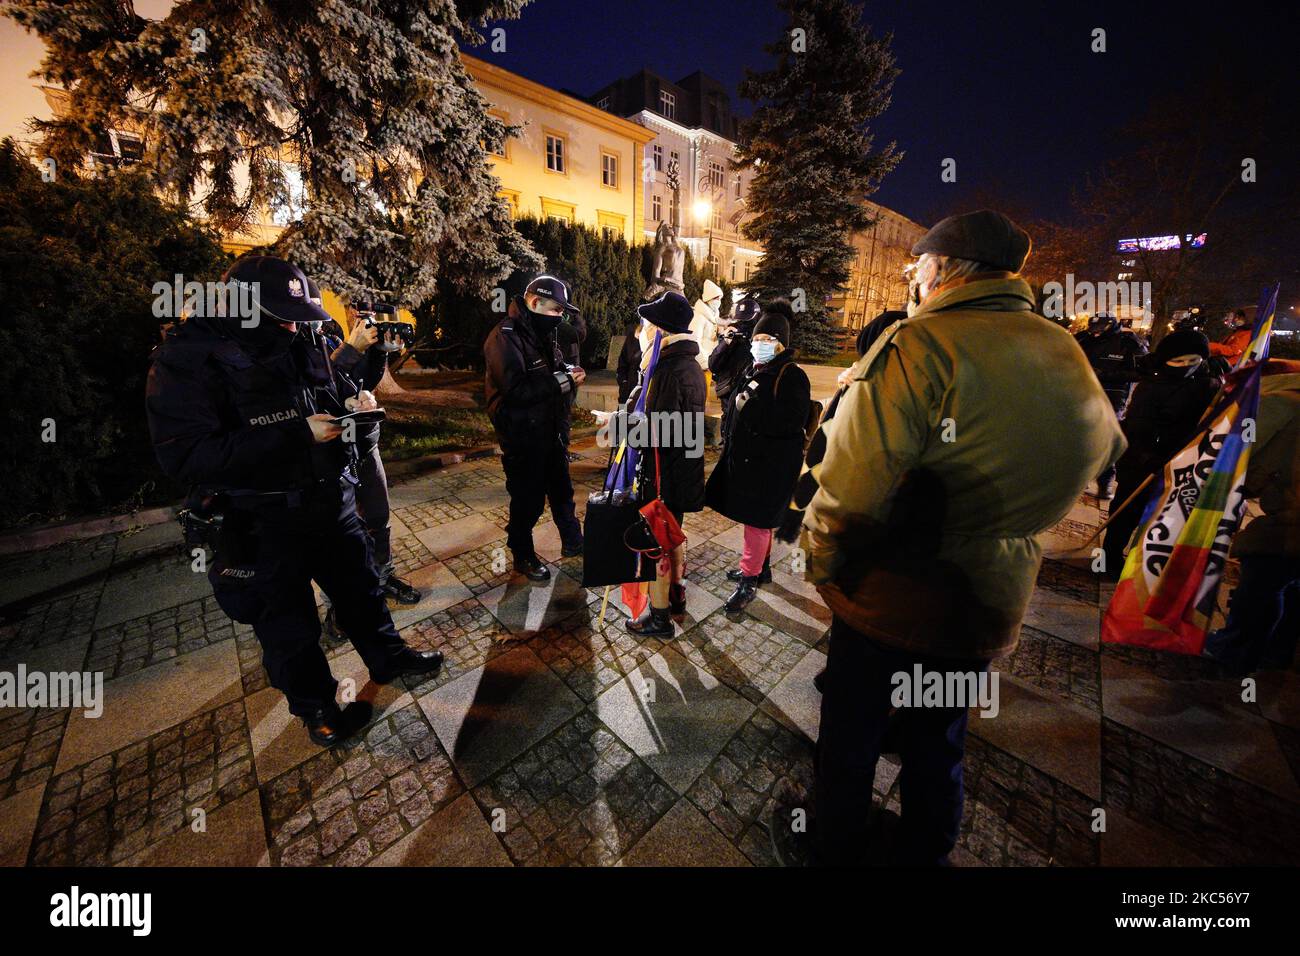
751, 340, 779, 364
231, 313, 296, 355
526, 304, 563, 332
1164, 355, 1203, 376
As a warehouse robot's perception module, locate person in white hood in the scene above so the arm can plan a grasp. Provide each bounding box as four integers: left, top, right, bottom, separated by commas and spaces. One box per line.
690, 279, 724, 371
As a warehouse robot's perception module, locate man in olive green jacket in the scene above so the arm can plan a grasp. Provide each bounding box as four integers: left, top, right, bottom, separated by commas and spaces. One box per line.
1203, 361, 1300, 672
794, 210, 1125, 867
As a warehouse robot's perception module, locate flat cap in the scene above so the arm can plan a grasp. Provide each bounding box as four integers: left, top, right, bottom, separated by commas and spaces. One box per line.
911, 209, 1031, 273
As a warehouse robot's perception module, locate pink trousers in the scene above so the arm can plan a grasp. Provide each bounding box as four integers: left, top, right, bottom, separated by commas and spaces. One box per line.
740, 525, 773, 577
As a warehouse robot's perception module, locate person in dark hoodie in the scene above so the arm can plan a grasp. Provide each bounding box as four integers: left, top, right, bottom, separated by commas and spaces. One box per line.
706, 301, 811, 612
1101, 329, 1221, 580
709, 295, 761, 440
145, 256, 442, 748
625, 291, 708, 637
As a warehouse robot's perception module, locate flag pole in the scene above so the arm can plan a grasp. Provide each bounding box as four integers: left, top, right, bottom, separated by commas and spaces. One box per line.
1079, 473, 1156, 551
599, 585, 611, 628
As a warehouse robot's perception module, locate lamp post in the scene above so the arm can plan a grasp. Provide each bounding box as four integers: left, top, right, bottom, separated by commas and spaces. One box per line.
693, 197, 714, 278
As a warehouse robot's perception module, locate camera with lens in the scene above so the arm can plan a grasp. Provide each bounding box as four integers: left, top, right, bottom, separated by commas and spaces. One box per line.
367, 319, 414, 350
356, 302, 414, 352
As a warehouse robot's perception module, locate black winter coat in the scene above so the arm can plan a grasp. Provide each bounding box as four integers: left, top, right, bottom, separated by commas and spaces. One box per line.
705, 349, 811, 528
636, 339, 707, 514
483, 300, 573, 452
1115, 366, 1220, 479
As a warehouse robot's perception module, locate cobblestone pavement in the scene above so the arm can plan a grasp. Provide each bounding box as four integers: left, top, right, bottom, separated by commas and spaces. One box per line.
1, 444, 1297, 867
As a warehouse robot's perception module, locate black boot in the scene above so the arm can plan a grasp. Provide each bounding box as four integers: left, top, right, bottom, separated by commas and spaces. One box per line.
303, 701, 373, 747
725, 576, 761, 614
626, 606, 674, 637
371, 647, 444, 685
669, 583, 687, 616
380, 572, 423, 605
726, 557, 772, 584
513, 554, 551, 582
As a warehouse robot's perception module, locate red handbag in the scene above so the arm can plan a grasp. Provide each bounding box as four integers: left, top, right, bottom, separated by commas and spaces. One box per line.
625, 447, 686, 557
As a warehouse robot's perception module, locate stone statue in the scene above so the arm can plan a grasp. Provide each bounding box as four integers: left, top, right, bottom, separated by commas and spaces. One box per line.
645, 220, 685, 300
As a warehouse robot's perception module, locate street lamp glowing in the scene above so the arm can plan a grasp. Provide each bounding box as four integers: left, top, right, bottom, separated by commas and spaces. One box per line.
693, 198, 712, 222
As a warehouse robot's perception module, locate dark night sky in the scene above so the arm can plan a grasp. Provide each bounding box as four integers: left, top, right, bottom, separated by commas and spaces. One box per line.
467, 0, 1292, 225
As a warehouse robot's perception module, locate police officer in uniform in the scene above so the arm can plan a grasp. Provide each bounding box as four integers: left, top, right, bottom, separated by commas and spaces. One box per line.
484, 275, 585, 582
1076, 311, 1147, 498
146, 256, 442, 746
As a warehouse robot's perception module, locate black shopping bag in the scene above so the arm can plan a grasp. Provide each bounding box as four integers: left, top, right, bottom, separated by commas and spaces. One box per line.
581, 449, 657, 588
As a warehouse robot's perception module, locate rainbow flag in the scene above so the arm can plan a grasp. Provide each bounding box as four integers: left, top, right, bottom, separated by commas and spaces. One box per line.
1102, 284, 1279, 654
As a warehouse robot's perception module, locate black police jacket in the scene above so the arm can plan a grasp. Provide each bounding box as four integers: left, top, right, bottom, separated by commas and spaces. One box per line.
146, 316, 353, 496
1076, 329, 1147, 403
483, 300, 573, 451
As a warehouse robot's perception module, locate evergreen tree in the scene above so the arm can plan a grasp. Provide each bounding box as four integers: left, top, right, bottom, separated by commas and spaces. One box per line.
428, 216, 647, 369
5, 0, 543, 306
734, 0, 901, 356
0, 140, 229, 527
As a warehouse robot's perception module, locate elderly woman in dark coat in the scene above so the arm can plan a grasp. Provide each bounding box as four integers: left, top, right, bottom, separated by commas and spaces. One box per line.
705, 301, 811, 613
626, 292, 708, 637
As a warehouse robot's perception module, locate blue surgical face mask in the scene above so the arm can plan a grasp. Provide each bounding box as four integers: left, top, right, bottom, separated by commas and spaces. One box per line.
751, 340, 779, 364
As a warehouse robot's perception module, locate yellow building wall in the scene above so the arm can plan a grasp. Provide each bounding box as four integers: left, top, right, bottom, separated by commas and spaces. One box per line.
465, 55, 654, 245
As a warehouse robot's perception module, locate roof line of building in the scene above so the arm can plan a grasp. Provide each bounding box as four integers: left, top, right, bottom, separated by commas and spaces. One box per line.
461, 53, 657, 146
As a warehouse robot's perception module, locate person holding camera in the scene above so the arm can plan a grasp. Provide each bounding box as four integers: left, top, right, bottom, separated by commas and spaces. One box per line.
316, 292, 422, 608
146, 256, 442, 747
484, 274, 586, 581
709, 295, 761, 441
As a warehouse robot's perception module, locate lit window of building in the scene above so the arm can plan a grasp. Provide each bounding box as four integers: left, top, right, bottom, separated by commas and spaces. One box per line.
545, 134, 566, 173
708, 160, 724, 188
659, 89, 676, 120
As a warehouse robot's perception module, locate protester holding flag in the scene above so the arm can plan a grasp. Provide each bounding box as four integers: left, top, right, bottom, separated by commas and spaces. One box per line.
1102, 285, 1281, 658
1201, 358, 1300, 673
1101, 329, 1221, 580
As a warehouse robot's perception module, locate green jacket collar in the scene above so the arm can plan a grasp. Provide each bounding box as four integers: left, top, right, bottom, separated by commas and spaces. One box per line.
914, 275, 1036, 318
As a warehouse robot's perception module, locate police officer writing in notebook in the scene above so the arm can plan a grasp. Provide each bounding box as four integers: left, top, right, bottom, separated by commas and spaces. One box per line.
146, 256, 442, 747
484, 275, 586, 582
